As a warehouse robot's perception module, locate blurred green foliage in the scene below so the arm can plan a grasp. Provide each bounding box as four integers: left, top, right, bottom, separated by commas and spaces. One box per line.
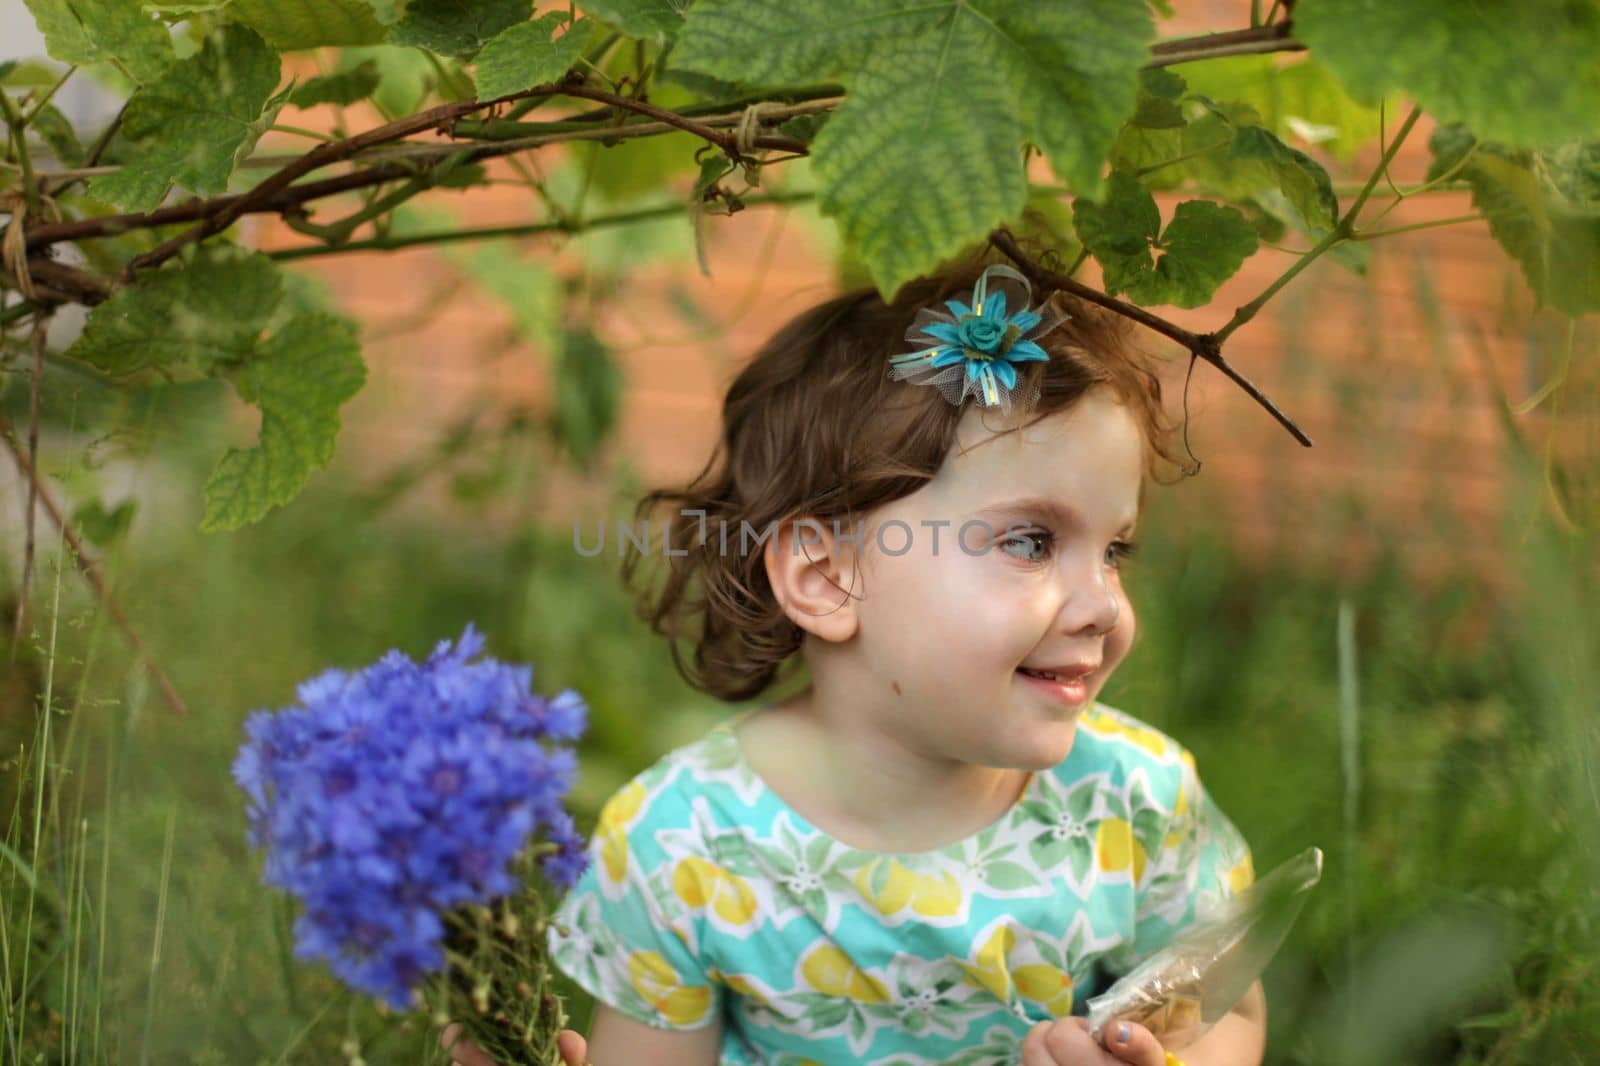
1, 357, 1596, 1065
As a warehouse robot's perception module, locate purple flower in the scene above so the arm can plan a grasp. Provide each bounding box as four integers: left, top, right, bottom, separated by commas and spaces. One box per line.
233, 623, 590, 1009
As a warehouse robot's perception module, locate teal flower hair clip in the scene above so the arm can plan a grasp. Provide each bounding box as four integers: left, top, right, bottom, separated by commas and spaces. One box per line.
888, 263, 1071, 416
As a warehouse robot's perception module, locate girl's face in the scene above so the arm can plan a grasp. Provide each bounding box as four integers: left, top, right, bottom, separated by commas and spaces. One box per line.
845, 387, 1143, 773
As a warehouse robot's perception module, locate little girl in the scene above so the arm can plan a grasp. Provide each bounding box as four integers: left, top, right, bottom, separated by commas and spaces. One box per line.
443, 254, 1266, 1066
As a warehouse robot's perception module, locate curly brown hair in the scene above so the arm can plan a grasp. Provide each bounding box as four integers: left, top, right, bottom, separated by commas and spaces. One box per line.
620, 249, 1184, 703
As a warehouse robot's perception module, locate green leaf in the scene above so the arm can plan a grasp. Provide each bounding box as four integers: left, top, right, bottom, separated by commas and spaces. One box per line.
671, 0, 1155, 300
201, 312, 366, 532
288, 60, 382, 108
226, 0, 392, 49
1130, 198, 1258, 307
550, 327, 623, 470
1072, 170, 1160, 293
1226, 123, 1338, 228
475, 12, 590, 100
1, 60, 63, 88
1170, 54, 1382, 163
22, 0, 174, 83
64, 247, 282, 375
390, 0, 531, 58
87, 24, 282, 211
30, 102, 86, 166
1074, 171, 1257, 308
1133, 96, 1340, 229
71, 498, 137, 548
336, 44, 434, 117
1295, 0, 1600, 148
777, 112, 829, 145
578, 0, 687, 42
1138, 66, 1184, 102
1428, 125, 1600, 315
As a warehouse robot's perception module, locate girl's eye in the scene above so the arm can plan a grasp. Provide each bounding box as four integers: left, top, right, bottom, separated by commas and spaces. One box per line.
1106, 539, 1139, 569
998, 530, 1052, 563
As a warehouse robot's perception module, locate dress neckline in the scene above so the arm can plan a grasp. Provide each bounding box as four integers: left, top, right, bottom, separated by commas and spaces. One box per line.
711, 709, 1044, 862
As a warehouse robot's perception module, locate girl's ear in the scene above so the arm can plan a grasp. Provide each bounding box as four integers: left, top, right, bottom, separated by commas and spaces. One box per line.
763, 516, 862, 644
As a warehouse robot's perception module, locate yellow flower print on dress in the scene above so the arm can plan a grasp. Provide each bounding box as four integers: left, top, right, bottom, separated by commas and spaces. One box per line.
798, 944, 891, 1003
598, 779, 649, 884
1014, 963, 1075, 1015
1095, 817, 1149, 884
1081, 707, 1171, 759
955, 921, 1016, 1002
853, 858, 963, 920
626, 950, 714, 1026
672, 855, 760, 926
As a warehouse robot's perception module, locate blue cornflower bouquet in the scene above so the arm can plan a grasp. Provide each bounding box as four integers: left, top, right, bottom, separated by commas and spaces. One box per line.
233, 623, 590, 1065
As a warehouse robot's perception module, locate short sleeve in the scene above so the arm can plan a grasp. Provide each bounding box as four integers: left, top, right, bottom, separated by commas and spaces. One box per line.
1111, 747, 1254, 973
546, 778, 723, 1031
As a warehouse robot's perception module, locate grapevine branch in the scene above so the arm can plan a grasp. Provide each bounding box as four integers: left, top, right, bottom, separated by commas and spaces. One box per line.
0, 410, 189, 717
989, 229, 1313, 447
18, 25, 1299, 260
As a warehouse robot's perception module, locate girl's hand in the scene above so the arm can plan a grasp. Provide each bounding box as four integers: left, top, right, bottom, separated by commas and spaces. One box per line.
438, 1022, 589, 1066
1019, 1017, 1167, 1066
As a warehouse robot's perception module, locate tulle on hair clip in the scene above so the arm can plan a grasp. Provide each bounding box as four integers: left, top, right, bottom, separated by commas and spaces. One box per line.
888, 263, 1071, 415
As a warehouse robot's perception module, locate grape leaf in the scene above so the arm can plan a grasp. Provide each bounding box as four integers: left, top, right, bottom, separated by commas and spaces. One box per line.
22, 0, 174, 84
88, 25, 282, 212
64, 247, 283, 374
63, 247, 367, 529
289, 60, 382, 108
1130, 199, 1259, 307
390, 0, 530, 57
1429, 125, 1600, 315
1074, 170, 1257, 308
671, 0, 1154, 300
1132, 94, 1340, 230
30, 103, 85, 166
549, 326, 622, 471
226, 0, 392, 49
578, 0, 688, 42
1226, 123, 1338, 228
1170, 54, 1382, 163
1073, 170, 1160, 294
201, 312, 366, 532
475, 12, 592, 99
1295, 0, 1600, 148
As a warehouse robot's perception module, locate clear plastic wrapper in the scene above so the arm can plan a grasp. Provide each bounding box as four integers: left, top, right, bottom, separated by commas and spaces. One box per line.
1087, 847, 1323, 1050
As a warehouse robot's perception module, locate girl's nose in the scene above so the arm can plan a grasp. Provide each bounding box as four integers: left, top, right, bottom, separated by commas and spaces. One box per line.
1057, 564, 1120, 636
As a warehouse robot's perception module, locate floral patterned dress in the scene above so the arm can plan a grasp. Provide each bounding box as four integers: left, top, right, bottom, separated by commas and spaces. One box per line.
546, 703, 1254, 1066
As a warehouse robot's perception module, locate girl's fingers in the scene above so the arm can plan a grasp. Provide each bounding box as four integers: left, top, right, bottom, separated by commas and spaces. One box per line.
1019, 1016, 1118, 1065
1099, 1019, 1167, 1066
556, 1028, 589, 1066
1018, 1020, 1059, 1065
438, 1022, 498, 1066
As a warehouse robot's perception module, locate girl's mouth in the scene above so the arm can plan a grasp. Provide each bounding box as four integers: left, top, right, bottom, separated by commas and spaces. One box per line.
1017, 668, 1089, 706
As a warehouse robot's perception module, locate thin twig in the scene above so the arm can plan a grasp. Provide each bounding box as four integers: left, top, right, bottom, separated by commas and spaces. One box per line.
1210, 104, 1424, 347
26, 89, 822, 257
1350, 213, 1484, 241
990, 228, 1312, 446
9, 317, 46, 657
266, 191, 816, 262
0, 412, 189, 716
1145, 24, 1304, 68
116, 87, 523, 279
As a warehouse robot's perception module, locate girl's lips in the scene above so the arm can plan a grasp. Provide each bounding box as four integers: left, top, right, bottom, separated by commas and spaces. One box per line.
1017, 668, 1089, 707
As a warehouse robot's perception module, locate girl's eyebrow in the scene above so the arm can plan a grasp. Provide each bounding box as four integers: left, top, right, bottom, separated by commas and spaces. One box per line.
976, 495, 1139, 534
